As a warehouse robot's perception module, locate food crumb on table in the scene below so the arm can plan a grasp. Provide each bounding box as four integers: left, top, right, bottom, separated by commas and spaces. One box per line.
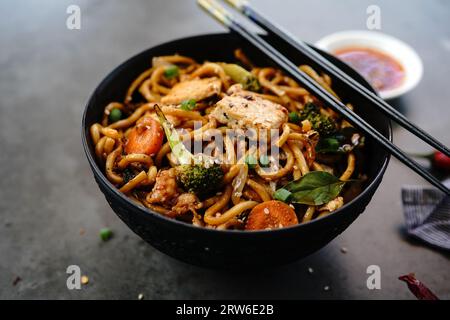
12, 276, 21, 286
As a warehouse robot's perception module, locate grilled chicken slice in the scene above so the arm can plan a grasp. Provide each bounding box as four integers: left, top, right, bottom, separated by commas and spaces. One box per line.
210, 85, 288, 130
161, 77, 222, 105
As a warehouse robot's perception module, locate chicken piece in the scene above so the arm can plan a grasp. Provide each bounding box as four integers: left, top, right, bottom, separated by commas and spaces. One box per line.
170, 193, 202, 216
319, 196, 344, 212
210, 84, 288, 130
147, 168, 179, 205
161, 77, 222, 104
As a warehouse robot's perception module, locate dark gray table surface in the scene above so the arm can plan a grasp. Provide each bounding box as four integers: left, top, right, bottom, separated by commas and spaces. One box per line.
1, 0, 449, 299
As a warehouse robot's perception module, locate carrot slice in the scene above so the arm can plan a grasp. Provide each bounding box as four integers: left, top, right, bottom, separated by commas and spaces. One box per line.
245, 200, 298, 230
125, 116, 164, 156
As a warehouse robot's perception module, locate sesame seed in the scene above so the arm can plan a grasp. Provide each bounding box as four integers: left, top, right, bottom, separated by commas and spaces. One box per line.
323, 286, 330, 291
81, 275, 89, 285
263, 208, 270, 215
308, 267, 314, 274
138, 293, 144, 300
340, 247, 348, 253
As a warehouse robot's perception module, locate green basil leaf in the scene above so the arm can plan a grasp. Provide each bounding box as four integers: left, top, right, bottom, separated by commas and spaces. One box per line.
279, 171, 346, 206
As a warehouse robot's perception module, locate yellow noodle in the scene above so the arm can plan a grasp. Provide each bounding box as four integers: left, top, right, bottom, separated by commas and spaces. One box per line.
302, 206, 315, 223
125, 67, 154, 103
105, 146, 123, 184
255, 145, 295, 180
275, 123, 291, 147
288, 140, 309, 176
246, 179, 271, 202
108, 103, 154, 129
205, 200, 258, 226
117, 154, 154, 169
119, 171, 147, 193
339, 152, 356, 181
90, 123, 102, 145
205, 185, 233, 219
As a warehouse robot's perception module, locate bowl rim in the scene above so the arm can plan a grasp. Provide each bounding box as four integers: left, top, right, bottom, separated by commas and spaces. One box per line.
315, 30, 424, 100
82, 32, 392, 236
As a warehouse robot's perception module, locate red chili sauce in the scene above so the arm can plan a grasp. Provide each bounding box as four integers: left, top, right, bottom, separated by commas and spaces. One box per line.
334, 47, 405, 92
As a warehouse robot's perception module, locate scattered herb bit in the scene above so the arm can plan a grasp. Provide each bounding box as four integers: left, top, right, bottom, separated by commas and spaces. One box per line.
245, 155, 258, 169
81, 275, 89, 285
316, 137, 341, 153
123, 168, 136, 184
164, 65, 179, 79
259, 155, 270, 167
399, 273, 439, 300
288, 111, 300, 123
221, 63, 260, 91
180, 99, 196, 111
109, 108, 122, 123
277, 171, 346, 206
100, 228, 113, 241
273, 188, 292, 202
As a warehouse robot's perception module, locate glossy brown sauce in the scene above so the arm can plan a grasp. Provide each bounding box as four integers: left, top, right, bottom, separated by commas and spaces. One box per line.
334, 47, 405, 92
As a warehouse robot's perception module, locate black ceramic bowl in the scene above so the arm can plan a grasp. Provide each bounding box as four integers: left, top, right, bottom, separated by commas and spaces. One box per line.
82, 33, 391, 269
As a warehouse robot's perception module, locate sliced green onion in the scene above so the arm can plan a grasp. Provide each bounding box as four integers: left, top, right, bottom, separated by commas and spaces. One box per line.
180, 99, 196, 111
155, 104, 193, 165
164, 65, 179, 79
259, 155, 270, 167
274, 188, 292, 202
289, 111, 300, 123
245, 155, 258, 169
99, 228, 113, 241
221, 63, 260, 91
109, 108, 122, 123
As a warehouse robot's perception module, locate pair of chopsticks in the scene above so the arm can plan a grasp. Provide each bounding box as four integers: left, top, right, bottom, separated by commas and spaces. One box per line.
197, 0, 450, 195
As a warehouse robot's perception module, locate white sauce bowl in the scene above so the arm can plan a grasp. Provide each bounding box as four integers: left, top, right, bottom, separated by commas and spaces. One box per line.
315, 30, 423, 100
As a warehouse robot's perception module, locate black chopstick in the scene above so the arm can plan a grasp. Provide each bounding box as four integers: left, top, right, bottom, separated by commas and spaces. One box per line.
225, 0, 450, 158
197, 0, 450, 195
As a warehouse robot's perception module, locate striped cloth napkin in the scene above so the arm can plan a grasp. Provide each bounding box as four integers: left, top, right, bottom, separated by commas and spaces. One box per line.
402, 178, 450, 250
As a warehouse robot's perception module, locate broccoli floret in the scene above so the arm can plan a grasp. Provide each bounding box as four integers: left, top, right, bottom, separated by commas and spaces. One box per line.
298, 103, 337, 136
176, 164, 224, 196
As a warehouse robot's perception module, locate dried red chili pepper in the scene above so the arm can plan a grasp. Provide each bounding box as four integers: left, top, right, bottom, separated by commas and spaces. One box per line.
398, 273, 439, 300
